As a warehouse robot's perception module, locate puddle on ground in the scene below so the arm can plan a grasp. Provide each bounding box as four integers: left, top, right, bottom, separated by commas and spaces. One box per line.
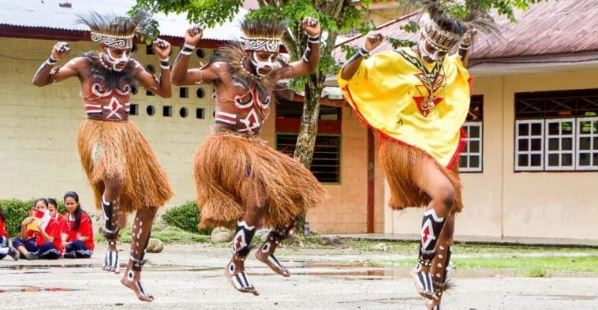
144, 265, 221, 273
0, 260, 515, 280
288, 268, 404, 280
295, 261, 371, 269
0, 286, 80, 293
339, 296, 422, 304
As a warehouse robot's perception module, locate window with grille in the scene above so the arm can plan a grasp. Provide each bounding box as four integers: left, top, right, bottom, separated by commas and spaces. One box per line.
276, 134, 341, 183
459, 95, 483, 172
515, 89, 598, 171
275, 97, 342, 183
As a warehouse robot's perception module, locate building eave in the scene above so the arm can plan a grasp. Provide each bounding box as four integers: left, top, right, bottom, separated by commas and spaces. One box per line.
0, 24, 229, 48
469, 52, 598, 76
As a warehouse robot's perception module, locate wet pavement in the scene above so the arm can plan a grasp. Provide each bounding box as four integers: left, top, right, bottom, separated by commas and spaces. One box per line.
1, 244, 597, 309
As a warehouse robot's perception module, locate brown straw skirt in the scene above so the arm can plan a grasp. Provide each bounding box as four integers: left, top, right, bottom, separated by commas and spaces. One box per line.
379, 140, 463, 212
77, 119, 173, 212
193, 131, 326, 228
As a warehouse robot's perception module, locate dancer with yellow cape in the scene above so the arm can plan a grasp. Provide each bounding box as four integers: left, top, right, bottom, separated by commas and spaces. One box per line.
339, 1, 496, 308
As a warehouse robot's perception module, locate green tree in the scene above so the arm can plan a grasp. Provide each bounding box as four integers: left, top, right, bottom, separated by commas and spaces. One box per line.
132, 0, 543, 167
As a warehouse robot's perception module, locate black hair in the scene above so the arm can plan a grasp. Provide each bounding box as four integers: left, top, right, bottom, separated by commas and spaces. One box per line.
34, 198, 49, 208
47, 198, 58, 208
63, 191, 83, 230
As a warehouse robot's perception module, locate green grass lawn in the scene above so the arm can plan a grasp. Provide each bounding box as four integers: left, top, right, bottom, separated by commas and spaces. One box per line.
368, 255, 598, 277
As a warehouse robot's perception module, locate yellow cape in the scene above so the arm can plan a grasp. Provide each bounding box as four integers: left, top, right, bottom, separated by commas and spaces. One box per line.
338, 48, 471, 167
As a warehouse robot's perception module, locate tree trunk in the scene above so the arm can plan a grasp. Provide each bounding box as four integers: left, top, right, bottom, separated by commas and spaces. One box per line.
292, 77, 323, 235
293, 79, 322, 167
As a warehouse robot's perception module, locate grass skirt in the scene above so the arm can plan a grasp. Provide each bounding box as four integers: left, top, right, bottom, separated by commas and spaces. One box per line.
194, 131, 326, 228
77, 119, 173, 212
379, 140, 463, 212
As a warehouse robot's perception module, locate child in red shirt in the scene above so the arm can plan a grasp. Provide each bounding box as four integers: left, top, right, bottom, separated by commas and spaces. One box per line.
48, 198, 66, 231
12, 199, 62, 259
0, 207, 19, 260
61, 192, 94, 258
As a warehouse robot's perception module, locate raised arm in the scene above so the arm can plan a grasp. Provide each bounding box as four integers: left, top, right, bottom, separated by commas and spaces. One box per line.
32, 42, 82, 86
458, 29, 476, 67
134, 39, 173, 98
276, 18, 321, 80
340, 33, 384, 81
171, 26, 220, 86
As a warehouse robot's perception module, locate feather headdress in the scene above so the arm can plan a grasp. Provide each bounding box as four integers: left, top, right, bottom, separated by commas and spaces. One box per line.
78, 11, 157, 49
413, 0, 499, 50
240, 18, 286, 53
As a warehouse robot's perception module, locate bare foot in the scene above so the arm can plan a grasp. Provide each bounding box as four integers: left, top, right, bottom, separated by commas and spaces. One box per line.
121, 270, 154, 302
425, 298, 441, 310
255, 242, 290, 277
224, 256, 259, 296
410, 269, 438, 301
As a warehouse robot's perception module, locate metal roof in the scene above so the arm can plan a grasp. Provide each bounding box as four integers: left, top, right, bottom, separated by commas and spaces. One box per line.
334, 0, 598, 61
0, 0, 247, 42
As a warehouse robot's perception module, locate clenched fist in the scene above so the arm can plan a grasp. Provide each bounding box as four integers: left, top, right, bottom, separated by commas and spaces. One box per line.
364, 33, 384, 52
153, 38, 171, 58
51, 41, 70, 60
302, 17, 321, 37
185, 25, 203, 47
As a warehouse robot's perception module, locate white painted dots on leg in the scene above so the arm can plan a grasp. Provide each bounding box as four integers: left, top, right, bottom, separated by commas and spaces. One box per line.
261, 242, 270, 253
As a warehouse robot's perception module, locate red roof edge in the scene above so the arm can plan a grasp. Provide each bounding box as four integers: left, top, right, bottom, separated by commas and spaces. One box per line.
0, 24, 228, 48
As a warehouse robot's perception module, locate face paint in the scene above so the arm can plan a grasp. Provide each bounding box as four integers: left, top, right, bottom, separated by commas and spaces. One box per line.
418, 39, 449, 63
104, 49, 131, 72
250, 51, 277, 77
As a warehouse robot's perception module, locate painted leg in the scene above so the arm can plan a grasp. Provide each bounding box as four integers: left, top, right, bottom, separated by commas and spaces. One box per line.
102, 196, 121, 273
224, 185, 265, 296
411, 158, 456, 302
255, 222, 293, 277
120, 207, 157, 302
426, 213, 455, 310
101, 179, 122, 274
410, 208, 445, 302
225, 220, 259, 295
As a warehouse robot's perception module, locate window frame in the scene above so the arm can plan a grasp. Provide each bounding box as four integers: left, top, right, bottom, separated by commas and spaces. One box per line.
544, 118, 576, 171
459, 121, 483, 173
515, 119, 545, 171
576, 117, 598, 171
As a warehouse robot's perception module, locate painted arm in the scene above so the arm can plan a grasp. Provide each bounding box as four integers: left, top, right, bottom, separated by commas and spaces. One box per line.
171, 26, 220, 85
340, 33, 384, 80
277, 18, 321, 79
32, 42, 82, 86
134, 39, 173, 98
